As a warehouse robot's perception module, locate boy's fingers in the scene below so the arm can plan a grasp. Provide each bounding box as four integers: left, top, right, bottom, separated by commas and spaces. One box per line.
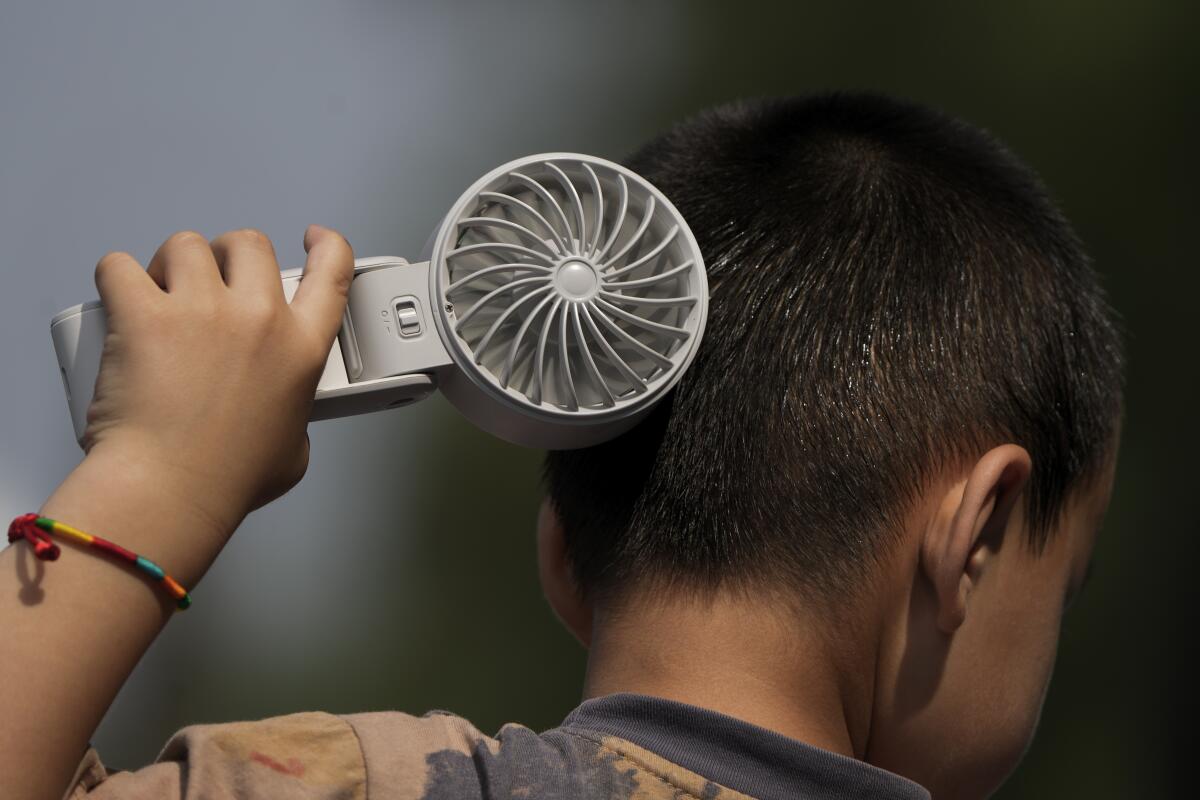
291, 224, 354, 347
146, 230, 223, 297
210, 228, 286, 301
94, 251, 158, 321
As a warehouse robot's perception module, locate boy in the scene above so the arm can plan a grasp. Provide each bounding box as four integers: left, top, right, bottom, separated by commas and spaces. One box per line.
0, 92, 1123, 799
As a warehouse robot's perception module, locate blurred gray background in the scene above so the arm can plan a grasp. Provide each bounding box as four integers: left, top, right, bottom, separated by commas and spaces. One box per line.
1, 1, 1194, 797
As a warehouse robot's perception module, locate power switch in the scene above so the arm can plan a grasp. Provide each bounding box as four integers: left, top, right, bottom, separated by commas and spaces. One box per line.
393, 298, 422, 338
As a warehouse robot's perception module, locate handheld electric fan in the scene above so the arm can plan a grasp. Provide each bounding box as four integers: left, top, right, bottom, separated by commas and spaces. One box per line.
50, 154, 708, 449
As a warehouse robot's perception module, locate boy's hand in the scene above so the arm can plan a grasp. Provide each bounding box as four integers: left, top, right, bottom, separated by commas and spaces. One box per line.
0, 225, 353, 800
83, 224, 353, 536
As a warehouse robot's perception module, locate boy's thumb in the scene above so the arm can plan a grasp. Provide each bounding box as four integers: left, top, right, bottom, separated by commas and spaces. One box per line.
292, 224, 354, 346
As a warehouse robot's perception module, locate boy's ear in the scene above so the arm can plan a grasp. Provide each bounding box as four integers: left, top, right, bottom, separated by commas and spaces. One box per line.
920, 444, 1032, 634
536, 497, 593, 648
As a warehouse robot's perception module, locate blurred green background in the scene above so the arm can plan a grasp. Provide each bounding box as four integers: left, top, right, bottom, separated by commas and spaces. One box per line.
2, 1, 1194, 797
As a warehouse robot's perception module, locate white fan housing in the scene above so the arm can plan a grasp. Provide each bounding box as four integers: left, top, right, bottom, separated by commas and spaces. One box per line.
49, 153, 708, 449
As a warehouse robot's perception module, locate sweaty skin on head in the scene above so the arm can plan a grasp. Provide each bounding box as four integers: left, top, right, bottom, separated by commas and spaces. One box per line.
537, 443, 1116, 800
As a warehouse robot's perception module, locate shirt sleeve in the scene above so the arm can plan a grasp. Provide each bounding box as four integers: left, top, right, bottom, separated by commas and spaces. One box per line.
61, 711, 367, 800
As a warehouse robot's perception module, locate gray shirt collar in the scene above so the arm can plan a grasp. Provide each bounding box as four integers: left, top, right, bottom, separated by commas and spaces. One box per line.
559, 693, 930, 800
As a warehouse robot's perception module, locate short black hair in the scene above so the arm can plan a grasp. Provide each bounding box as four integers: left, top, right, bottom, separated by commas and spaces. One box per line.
543, 93, 1124, 605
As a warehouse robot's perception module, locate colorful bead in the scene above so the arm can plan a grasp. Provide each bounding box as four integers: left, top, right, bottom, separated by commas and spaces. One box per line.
135, 556, 165, 580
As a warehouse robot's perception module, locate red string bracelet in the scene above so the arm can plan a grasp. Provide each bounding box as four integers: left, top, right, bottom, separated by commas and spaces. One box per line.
7, 513, 192, 610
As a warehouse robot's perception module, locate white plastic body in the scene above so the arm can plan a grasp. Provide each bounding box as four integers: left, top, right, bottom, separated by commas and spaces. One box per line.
50, 257, 449, 445
50, 152, 709, 450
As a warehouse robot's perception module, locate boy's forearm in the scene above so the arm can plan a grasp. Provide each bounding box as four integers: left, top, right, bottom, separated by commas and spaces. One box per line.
0, 442, 236, 800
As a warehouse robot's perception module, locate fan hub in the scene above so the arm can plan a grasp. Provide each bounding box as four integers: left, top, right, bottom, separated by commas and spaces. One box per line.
554, 259, 600, 301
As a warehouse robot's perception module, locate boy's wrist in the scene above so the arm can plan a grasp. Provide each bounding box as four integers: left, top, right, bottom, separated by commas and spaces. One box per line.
39, 437, 242, 589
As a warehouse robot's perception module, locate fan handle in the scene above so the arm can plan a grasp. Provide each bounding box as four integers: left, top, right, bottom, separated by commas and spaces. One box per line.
50, 257, 451, 446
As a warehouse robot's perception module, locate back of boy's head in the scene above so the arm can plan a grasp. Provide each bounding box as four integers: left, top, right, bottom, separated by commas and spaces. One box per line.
543, 92, 1124, 608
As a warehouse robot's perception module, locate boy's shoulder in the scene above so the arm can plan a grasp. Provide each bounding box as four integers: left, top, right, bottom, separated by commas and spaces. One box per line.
66, 710, 366, 799
348, 705, 753, 799
64, 704, 754, 800
66, 694, 929, 799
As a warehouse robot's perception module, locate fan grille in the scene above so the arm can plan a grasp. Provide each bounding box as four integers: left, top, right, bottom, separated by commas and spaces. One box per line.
432, 155, 706, 418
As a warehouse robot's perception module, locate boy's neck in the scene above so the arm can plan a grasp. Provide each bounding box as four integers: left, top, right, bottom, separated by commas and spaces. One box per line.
580, 590, 880, 760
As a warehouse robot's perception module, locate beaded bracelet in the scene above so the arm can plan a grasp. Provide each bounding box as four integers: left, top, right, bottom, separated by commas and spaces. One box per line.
7, 513, 192, 610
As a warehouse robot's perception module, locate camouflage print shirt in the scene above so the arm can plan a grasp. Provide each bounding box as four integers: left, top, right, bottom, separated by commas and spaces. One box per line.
64, 692, 930, 799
